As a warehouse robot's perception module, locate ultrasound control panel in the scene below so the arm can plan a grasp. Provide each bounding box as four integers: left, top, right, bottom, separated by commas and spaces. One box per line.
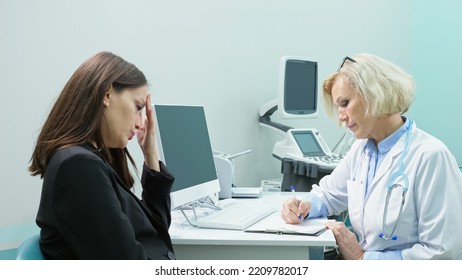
273, 128, 342, 170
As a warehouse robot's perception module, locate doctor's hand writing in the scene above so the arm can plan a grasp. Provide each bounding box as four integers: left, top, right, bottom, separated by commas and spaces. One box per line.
281, 198, 310, 224
326, 221, 364, 260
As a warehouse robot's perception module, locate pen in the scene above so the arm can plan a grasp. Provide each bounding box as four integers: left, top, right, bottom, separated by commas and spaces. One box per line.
290, 186, 303, 224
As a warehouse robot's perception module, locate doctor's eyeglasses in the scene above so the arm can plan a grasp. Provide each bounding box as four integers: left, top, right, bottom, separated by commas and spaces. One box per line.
337, 56, 357, 71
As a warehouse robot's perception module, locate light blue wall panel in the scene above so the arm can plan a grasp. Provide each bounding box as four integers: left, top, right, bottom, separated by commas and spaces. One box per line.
0, 249, 17, 260
410, 0, 462, 164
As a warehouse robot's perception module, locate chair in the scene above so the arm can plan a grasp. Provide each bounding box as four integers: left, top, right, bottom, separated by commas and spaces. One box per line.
16, 234, 45, 260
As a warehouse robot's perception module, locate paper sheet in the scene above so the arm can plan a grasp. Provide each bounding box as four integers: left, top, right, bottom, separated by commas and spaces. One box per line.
245, 215, 328, 235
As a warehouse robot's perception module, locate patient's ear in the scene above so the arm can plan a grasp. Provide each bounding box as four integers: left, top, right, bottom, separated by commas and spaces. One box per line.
103, 86, 114, 106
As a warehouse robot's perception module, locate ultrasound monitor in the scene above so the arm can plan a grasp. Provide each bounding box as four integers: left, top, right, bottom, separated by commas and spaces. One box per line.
278, 56, 318, 119
290, 130, 325, 157
154, 104, 220, 209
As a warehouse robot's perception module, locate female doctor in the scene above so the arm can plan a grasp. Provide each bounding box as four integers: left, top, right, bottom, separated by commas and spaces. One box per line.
281, 53, 462, 260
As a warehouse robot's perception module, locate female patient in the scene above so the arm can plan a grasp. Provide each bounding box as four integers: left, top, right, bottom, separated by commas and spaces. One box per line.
29, 52, 176, 259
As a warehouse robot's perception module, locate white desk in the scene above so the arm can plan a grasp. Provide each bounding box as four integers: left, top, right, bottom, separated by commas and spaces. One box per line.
169, 192, 336, 260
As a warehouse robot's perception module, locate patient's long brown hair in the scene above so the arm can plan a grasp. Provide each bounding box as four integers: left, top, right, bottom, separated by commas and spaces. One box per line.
29, 51, 147, 187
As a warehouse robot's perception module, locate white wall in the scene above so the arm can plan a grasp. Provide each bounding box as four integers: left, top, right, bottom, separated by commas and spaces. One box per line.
0, 0, 411, 227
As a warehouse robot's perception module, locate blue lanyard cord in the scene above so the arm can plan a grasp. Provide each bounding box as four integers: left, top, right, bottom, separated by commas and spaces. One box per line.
386, 120, 412, 192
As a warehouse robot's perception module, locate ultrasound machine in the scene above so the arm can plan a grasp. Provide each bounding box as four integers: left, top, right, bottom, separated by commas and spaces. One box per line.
259, 57, 347, 192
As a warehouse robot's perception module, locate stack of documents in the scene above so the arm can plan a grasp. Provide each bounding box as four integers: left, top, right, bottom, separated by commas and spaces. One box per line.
231, 187, 262, 198
245, 215, 328, 236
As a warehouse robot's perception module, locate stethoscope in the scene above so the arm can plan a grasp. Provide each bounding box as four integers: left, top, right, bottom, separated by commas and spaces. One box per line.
378, 120, 412, 241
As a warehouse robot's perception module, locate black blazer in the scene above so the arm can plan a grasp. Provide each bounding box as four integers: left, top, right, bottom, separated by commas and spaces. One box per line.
36, 143, 176, 259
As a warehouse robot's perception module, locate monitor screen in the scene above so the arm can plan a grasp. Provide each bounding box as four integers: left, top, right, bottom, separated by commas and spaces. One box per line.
290, 130, 325, 157
279, 57, 318, 118
154, 104, 220, 209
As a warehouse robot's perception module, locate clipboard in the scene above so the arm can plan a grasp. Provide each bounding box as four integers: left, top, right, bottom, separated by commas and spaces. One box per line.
245, 227, 328, 236
244, 215, 329, 236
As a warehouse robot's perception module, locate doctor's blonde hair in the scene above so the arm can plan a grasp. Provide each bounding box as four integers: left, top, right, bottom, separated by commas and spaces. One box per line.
322, 53, 416, 120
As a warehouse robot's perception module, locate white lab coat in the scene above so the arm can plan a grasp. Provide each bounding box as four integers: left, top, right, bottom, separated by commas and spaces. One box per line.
312, 122, 462, 259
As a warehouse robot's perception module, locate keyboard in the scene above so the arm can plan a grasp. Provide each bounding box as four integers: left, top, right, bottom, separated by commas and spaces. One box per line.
195, 201, 276, 230
287, 152, 342, 170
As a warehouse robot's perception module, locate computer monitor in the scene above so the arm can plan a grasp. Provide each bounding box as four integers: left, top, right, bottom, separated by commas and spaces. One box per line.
278, 56, 318, 119
154, 104, 220, 209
